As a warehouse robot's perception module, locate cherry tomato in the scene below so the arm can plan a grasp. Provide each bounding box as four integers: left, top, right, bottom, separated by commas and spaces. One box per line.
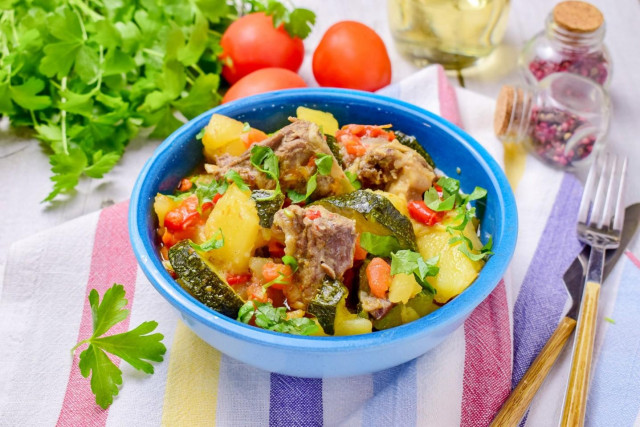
312, 21, 392, 91
222, 68, 307, 103
220, 12, 305, 85
407, 200, 445, 226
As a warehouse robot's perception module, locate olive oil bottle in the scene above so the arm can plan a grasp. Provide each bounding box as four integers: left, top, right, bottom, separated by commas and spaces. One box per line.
388, 0, 510, 69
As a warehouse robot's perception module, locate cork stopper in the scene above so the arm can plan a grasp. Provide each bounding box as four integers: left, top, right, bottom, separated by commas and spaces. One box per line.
553, 1, 603, 33
494, 85, 515, 136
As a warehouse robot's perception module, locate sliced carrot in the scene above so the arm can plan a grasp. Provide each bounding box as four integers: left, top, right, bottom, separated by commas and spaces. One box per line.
354, 235, 368, 261
240, 128, 268, 148
261, 261, 293, 290
366, 257, 391, 299
268, 240, 286, 258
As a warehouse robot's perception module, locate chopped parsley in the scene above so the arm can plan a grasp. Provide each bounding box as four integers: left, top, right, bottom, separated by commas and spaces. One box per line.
390, 250, 439, 294
288, 153, 333, 203
189, 229, 224, 252
237, 301, 319, 335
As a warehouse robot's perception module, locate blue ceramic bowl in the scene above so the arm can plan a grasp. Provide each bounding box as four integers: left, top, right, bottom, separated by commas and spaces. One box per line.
129, 88, 517, 378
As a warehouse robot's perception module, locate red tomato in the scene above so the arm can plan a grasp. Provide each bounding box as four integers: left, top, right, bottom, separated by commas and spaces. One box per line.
220, 12, 305, 84
313, 21, 392, 91
222, 68, 307, 103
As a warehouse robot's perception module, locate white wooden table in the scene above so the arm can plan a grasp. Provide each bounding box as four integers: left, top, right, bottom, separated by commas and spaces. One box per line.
1, 0, 638, 287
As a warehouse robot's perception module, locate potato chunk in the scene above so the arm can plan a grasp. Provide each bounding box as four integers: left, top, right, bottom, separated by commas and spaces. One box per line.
415, 219, 484, 304
204, 184, 261, 273
202, 114, 247, 160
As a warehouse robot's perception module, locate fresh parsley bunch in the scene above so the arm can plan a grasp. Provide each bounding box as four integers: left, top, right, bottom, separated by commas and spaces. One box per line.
72, 284, 166, 409
0, 0, 314, 201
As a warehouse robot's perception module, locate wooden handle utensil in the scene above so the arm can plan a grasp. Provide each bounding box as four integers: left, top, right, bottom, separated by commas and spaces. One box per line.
561, 281, 601, 427
491, 316, 576, 427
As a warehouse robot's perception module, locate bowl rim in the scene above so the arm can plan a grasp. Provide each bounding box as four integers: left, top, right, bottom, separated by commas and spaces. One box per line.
129, 87, 517, 352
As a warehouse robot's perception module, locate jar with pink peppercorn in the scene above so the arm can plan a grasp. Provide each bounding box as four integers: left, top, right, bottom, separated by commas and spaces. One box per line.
519, 1, 611, 87
494, 73, 609, 170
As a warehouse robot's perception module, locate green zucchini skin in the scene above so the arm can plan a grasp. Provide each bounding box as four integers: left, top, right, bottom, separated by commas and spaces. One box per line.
372, 291, 436, 330
168, 240, 245, 318
251, 190, 285, 228
312, 190, 418, 252
394, 130, 436, 168
307, 277, 346, 335
325, 134, 345, 169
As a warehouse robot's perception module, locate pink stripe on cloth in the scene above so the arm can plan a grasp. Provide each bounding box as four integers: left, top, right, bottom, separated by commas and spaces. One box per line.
461, 280, 512, 427
626, 251, 640, 269
436, 65, 463, 128
57, 201, 138, 427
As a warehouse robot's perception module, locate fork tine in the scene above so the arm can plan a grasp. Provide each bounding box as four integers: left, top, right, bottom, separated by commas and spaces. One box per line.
578, 154, 601, 225
590, 153, 611, 227
613, 156, 628, 231
600, 154, 620, 229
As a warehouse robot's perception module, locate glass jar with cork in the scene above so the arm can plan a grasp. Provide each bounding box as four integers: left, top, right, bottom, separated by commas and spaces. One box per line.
494, 72, 610, 170
519, 1, 611, 87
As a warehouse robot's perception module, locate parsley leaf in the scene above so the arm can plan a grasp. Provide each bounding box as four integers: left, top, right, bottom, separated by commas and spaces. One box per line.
224, 170, 250, 192
345, 170, 362, 190
359, 232, 403, 257
390, 250, 439, 294
3, 0, 312, 202
189, 229, 224, 252
237, 301, 319, 335
250, 145, 281, 200
282, 255, 298, 272
195, 179, 228, 211
287, 153, 332, 203
73, 284, 166, 409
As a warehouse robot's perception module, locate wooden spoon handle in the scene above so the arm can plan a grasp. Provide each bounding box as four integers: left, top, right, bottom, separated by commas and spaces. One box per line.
561, 281, 601, 427
490, 316, 576, 427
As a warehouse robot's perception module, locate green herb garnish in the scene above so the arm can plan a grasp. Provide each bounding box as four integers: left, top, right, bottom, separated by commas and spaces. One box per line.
359, 232, 403, 257
189, 229, 224, 252
288, 153, 333, 203
250, 145, 281, 200
237, 301, 319, 335
345, 170, 361, 190
390, 250, 439, 294
282, 255, 298, 272
72, 284, 166, 409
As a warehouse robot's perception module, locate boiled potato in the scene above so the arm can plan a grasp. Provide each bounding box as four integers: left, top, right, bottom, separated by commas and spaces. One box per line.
202, 114, 248, 160
204, 184, 261, 273
389, 273, 421, 304
154, 194, 178, 228
415, 219, 484, 304
334, 297, 372, 336
296, 106, 339, 136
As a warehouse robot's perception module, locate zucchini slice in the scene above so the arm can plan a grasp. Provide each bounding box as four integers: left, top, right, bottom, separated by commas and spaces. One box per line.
325, 134, 345, 169
168, 240, 245, 318
372, 291, 438, 330
251, 190, 285, 228
312, 190, 418, 252
394, 130, 436, 168
307, 277, 346, 336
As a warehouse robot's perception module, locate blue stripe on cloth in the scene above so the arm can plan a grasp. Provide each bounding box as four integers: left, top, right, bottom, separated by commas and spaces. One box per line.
512, 173, 583, 389
586, 257, 640, 426
269, 374, 323, 426
362, 360, 417, 427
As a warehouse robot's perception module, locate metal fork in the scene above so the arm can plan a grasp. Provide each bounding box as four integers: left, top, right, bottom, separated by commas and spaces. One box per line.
561, 153, 628, 427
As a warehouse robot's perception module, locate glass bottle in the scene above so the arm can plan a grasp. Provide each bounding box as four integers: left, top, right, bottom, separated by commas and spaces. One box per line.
520, 1, 611, 87
494, 73, 610, 170
387, 0, 510, 69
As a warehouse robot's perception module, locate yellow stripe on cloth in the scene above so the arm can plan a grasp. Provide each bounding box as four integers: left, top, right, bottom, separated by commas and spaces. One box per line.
162, 320, 221, 426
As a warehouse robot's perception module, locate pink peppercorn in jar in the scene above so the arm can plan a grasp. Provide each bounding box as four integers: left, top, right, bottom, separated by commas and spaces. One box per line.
519, 1, 611, 87
494, 73, 610, 170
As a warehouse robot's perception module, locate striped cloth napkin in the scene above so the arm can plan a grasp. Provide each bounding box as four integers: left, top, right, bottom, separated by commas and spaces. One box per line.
1, 65, 639, 427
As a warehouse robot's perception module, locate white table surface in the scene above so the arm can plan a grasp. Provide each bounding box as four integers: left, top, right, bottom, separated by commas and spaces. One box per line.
1, 0, 638, 291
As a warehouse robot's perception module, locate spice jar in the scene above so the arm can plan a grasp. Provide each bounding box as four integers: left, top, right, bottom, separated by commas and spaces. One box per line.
519, 1, 611, 87
494, 73, 610, 170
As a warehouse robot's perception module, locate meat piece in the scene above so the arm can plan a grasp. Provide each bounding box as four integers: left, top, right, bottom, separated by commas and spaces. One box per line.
205, 120, 352, 198
348, 141, 436, 201
359, 291, 394, 320
271, 205, 357, 310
